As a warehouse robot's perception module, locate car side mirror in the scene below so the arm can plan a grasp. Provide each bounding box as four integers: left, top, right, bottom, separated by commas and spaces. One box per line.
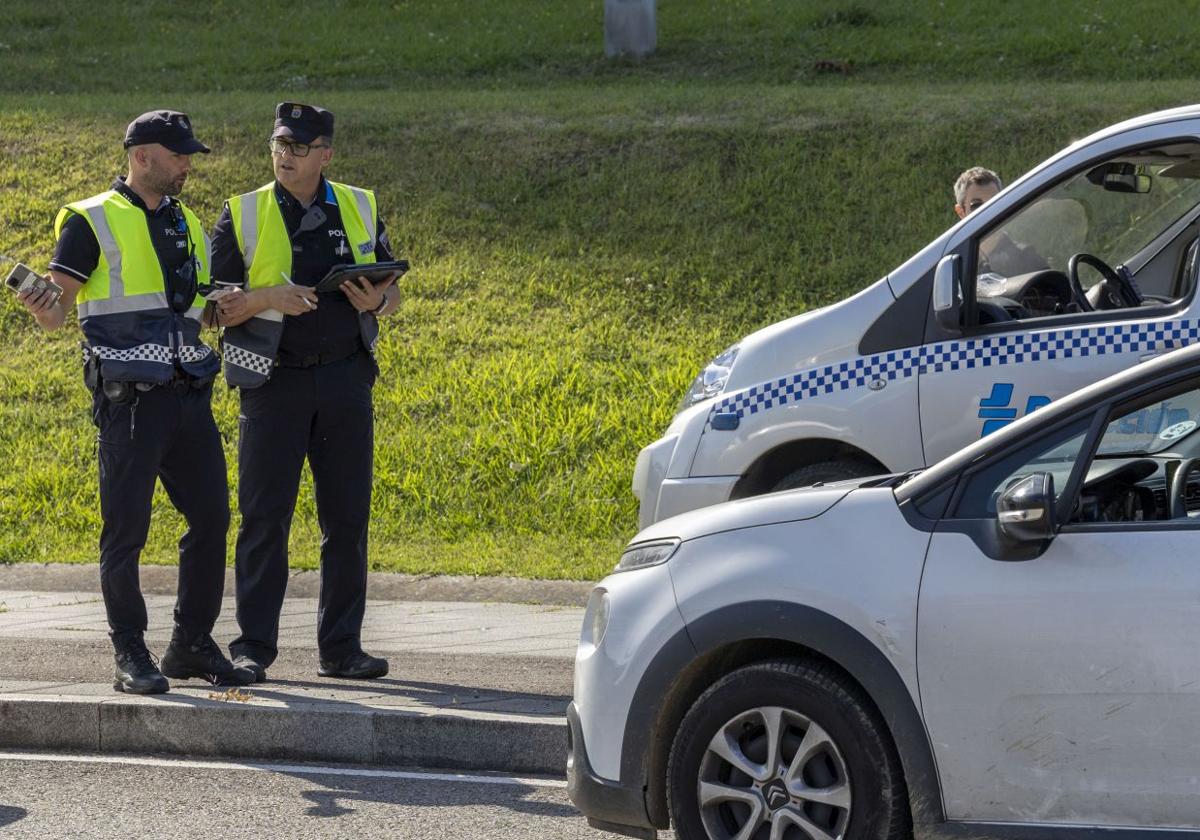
997, 472, 1056, 544
933, 254, 962, 334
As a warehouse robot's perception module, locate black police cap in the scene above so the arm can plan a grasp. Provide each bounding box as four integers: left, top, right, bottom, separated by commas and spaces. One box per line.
271, 102, 335, 145
123, 110, 210, 154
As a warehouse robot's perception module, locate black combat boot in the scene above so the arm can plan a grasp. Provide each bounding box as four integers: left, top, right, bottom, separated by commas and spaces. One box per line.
161, 631, 256, 686
113, 636, 169, 695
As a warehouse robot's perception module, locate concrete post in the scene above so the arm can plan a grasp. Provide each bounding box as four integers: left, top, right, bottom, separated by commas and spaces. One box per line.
604, 0, 656, 59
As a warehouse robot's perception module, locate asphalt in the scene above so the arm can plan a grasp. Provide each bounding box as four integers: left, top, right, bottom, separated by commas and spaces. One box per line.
0, 753, 656, 840
0, 565, 592, 776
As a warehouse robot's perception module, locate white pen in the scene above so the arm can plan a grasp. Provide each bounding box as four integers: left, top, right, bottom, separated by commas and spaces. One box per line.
282, 271, 315, 309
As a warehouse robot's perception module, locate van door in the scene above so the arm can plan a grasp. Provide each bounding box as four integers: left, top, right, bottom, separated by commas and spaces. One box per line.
919, 147, 1200, 465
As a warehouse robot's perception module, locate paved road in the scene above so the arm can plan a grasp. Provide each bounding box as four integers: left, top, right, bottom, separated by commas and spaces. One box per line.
0, 752, 673, 840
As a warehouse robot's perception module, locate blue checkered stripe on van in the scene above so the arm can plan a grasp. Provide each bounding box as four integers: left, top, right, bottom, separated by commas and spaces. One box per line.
711, 318, 1200, 421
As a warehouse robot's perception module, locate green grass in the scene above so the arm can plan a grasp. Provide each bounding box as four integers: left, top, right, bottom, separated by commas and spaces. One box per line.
1, 2, 1199, 579
3, 0, 1200, 90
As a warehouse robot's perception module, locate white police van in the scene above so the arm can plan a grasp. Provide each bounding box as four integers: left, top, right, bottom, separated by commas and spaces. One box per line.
635, 104, 1200, 527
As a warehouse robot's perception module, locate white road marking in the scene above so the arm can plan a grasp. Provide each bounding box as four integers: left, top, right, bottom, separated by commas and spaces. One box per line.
0, 751, 567, 789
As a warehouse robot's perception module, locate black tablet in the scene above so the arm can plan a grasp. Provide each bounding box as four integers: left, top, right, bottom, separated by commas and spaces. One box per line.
315, 260, 409, 294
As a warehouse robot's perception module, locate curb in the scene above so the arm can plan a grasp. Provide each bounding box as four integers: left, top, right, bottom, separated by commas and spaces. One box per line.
0, 693, 567, 775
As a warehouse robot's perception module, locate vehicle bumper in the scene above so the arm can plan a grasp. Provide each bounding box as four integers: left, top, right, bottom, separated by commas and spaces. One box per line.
566, 701, 657, 839
633, 403, 719, 528
634, 435, 739, 528
632, 434, 679, 529
653, 475, 739, 523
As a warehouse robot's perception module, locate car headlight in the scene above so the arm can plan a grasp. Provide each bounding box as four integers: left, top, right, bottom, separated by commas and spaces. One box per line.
615, 538, 681, 573
584, 588, 610, 646
678, 344, 739, 411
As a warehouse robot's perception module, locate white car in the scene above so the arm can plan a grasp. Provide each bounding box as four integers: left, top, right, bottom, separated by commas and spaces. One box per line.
637, 103, 1200, 527
571, 341, 1200, 839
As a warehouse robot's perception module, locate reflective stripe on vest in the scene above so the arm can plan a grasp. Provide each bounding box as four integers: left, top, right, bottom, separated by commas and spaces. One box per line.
56, 190, 218, 383
221, 180, 379, 388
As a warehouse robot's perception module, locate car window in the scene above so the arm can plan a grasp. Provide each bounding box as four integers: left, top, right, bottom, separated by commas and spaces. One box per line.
970, 142, 1200, 324
954, 417, 1093, 518
1096, 385, 1200, 457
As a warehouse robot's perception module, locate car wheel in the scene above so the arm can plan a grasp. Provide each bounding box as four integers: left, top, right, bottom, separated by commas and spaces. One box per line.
667, 660, 909, 840
773, 460, 879, 492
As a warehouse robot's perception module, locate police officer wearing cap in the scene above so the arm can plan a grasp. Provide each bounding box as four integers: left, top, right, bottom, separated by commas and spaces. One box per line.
210, 103, 399, 681
19, 110, 253, 693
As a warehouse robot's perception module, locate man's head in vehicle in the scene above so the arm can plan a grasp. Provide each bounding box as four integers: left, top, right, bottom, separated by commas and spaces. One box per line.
954, 167, 1003, 219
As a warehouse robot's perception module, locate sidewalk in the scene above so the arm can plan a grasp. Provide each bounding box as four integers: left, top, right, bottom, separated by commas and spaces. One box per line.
0, 566, 591, 775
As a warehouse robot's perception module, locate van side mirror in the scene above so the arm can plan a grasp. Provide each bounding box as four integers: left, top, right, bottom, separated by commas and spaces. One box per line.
933, 254, 962, 334
997, 472, 1056, 544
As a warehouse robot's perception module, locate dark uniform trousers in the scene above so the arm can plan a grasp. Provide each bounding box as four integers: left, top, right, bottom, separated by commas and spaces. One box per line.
230, 350, 376, 667
95, 383, 229, 646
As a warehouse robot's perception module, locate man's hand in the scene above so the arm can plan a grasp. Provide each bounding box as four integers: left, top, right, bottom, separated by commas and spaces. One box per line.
340, 276, 394, 313
268, 285, 319, 316
17, 270, 78, 332
211, 287, 250, 322
17, 285, 58, 315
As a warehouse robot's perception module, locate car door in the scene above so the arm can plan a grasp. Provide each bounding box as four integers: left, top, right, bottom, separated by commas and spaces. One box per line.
918, 386, 1200, 829
919, 140, 1200, 466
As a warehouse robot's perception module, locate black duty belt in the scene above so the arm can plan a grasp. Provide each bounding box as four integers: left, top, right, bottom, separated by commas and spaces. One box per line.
101, 373, 213, 404
274, 343, 362, 369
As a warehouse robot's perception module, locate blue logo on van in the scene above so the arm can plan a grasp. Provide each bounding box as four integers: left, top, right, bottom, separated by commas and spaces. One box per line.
978, 383, 1050, 436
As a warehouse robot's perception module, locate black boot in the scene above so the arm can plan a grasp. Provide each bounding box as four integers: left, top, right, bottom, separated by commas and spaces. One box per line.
162, 631, 256, 686
231, 655, 267, 683
113, 636, 169, 695
318, 649, 389, 679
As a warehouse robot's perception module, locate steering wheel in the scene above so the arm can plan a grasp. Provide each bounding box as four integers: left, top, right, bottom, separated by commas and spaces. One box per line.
1170, 458, 1200, 519
1068, 253, 1143, 310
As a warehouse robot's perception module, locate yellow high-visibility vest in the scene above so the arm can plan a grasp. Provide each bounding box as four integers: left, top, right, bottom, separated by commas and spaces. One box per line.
220, 180, 380, 388
55, 189, 217, 383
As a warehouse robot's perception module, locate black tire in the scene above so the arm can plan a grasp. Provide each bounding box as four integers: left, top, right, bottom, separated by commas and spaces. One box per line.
667, 659, 910, 840
773, 459, 880, 492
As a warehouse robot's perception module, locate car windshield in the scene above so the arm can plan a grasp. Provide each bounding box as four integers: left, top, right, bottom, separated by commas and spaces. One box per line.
973, 142, 1200, 307
1005, 152, 1200, 274
1096, 387, 1200, 456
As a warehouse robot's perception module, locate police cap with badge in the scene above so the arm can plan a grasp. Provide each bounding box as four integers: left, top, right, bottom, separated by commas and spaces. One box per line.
123, 110, 211, 154
272, 102, 335, 145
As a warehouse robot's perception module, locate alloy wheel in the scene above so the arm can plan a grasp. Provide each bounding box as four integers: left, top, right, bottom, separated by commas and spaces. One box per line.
697, 706, 851, 840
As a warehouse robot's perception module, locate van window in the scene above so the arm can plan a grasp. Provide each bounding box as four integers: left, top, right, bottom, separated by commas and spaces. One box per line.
970, 142, 1200, 324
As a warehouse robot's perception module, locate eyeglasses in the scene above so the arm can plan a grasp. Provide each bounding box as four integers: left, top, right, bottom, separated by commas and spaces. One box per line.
269, 138, 330, 158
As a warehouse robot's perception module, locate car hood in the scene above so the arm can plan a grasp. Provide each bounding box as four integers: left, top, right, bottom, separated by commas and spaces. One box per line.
630, 483, 858, 545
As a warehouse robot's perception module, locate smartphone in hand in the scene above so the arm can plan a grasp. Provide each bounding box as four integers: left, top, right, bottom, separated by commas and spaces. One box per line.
5, 263, 63, 306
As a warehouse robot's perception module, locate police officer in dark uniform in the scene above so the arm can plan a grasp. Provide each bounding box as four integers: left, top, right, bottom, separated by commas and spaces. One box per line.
210, 103, 398, 681
20, 111, 253, 693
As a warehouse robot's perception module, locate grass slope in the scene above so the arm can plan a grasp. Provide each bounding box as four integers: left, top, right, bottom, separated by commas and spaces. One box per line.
1, 2, 1197, 578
